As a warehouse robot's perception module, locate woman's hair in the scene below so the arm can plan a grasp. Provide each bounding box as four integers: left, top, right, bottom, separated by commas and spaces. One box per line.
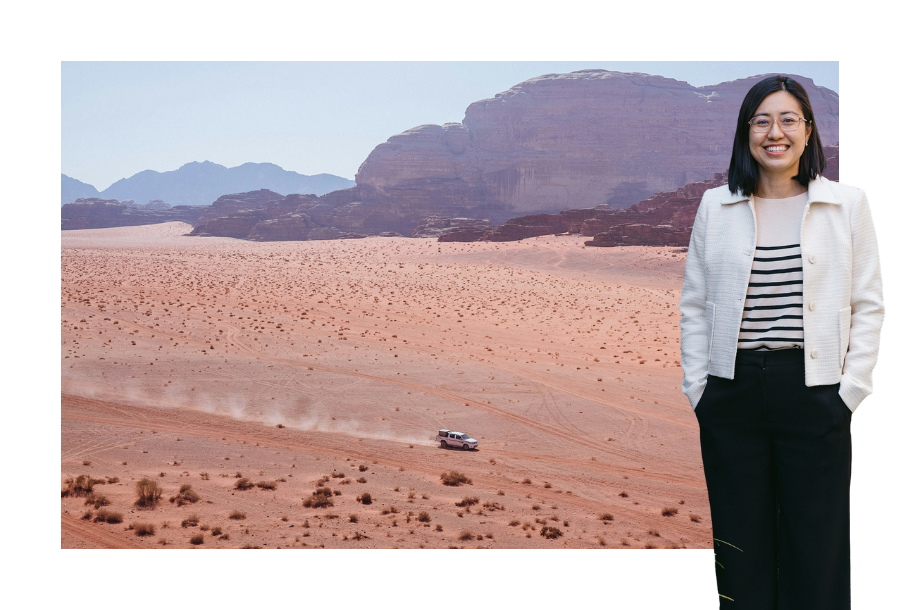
727, 75, 826, 195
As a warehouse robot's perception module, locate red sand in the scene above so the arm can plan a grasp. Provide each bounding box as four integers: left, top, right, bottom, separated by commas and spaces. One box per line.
61, 222, 708, 549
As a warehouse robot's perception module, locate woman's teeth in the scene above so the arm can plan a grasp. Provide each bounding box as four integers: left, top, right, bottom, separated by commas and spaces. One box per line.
765, 145, 788, 152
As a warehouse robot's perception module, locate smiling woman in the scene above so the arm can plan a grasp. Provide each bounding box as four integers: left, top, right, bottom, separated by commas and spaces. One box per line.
679, 75, 884, 609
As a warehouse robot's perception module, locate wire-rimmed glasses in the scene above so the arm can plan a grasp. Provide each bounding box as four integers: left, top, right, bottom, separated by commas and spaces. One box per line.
749, 113, 810, 133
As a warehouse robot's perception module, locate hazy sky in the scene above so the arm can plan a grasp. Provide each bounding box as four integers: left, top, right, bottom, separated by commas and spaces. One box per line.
62, 61, 838, 190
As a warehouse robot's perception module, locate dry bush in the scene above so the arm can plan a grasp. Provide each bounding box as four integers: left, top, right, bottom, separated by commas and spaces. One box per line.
417, 511, 431, 523
94, 509, 123, 524
170, 484, 200, 506
229, 510, 246, 520
521, 478, 532, 485
358, 465, 368, 472
531, 504, 540, 511
508, 519, 520, 527
220, 533, 230, 541
302, 488, 334, 509
357, 492, 373, 505
599, 513, 614, 522
690, 514, 701, 523
332, 472, 345, 478
199, 472, 210, 480
544, 482, 552, 488
349, 514, 359, 523
455, 496, 480, 508
644, 543, 657, 549
357, 477, 367, 484
82, 460, 91, 466
315, 476, 330, 487
106, 476, 120, 484
598, 537, 607, 546
351, 531, 369, 541
84, 492, 110, 509
241, 544, 261, 549
435, 524, 443, 532
482, 501, 505, 511
61, 474, 102, 498
661, 507, 679, 517
458, 530, 474, 541
199, 524, 210, 531
190, 534, 204, 545
339, 479, 351, 485
648, 529, 660, 537
81, 511, 93, 520
133, 522, 155, 537
234, 478, 254, 491
256, 480, 277, 491
440, 471, 471, 486
540, 526, 563, 539
212, 527, 223, 536
181, 514, 200, 528
619, 491, 629, 498
134, 479, 162, 508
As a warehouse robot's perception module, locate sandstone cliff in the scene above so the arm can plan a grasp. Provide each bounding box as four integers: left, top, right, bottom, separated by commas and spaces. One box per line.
61, 198, 205, 230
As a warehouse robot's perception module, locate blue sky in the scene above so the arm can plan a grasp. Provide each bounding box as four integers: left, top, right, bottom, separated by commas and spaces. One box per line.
62, 61, 837, 190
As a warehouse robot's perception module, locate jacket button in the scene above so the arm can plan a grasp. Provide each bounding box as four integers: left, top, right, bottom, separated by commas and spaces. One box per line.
811, 350, 819, 359
809, 254, 816, 264
808, 302, 816, 311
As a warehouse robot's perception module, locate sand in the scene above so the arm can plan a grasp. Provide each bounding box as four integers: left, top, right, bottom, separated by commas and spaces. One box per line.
61, 221, 708, 549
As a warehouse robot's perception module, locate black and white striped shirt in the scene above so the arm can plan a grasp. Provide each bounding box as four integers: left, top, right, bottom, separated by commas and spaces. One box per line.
738, 192, 808, 351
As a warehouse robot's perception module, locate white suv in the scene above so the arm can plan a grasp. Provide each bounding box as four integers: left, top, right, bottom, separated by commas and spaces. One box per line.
435, 429, 479, 450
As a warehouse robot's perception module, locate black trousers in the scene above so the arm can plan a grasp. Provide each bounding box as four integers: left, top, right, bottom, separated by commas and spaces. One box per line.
695, 348, 852, 609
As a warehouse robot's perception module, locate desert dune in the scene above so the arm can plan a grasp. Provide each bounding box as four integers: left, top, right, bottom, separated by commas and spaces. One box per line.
61, 221, 707, 549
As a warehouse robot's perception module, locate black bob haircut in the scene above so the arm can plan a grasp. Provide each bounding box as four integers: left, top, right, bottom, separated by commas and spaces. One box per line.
727, 75, 826, 196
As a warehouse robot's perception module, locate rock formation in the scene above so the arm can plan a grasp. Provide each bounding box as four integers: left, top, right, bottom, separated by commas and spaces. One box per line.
61, 198, 205, 230
342, 70, 839, 226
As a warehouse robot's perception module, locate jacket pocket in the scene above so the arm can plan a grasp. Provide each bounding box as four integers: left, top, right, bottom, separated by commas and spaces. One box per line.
705, 301, 716, 366
839, 306, 851, 369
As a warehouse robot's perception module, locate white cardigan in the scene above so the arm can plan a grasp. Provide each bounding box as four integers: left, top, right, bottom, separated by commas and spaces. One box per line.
679, 176, 884, 412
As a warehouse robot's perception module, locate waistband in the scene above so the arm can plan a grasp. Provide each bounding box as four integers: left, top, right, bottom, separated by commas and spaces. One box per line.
735, 347, 804, 367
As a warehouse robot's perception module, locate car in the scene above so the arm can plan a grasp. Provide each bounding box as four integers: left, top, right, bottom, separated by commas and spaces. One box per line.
435, 429, 478, 450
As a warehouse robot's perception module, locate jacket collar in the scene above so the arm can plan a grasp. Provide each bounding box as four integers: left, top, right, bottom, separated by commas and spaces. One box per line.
720, 175, 841, 205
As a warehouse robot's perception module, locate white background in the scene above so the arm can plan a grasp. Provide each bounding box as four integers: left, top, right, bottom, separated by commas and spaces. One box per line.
4, 1, 896, 608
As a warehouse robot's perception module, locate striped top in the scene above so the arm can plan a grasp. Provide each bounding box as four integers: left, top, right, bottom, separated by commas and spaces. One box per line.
738, 191, 808, 350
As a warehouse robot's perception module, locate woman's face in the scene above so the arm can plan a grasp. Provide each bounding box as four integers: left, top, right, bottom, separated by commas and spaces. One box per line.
748, 90, 810, 180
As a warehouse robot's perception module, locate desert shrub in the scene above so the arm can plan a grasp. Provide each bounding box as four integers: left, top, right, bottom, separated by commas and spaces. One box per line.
190, 534, 204, 545
229, 510, 246, 520
256, 480, 277, 491
349, 514, 359, 523
690, 514, 701, 522
508, 520, 520, 527
532, 504, 541, 510
648, 529, 660, 537
199, 524, 210, 531
458, 530, 474, 541
82, 460, 91, 466
302, 488, 334, 509
234, 478, 254, 491
134, 479, 162, 508
332, 472, 345, 478
61, 474, 103, 498
357, 492, 373, 505
661, 507, 679, 517
81, 511, 93, 520
181, 514, 200, 528
357, 477, 367, 484
482, 501, 504, 511
333, 489, 342, 496
199, 472, 210, 480
220, 533, 230, 540
521, 478, 531, 485
619, 491, 629, 498
455, 496, 480, 508
94, 509, 123, 524
132, 522, 155, 537
440, 471, 471, 486
540, 526, 563, 539
435, 524, 443, 532
358, 464, 368, 472
106, 476, 120, 484
599, 513, 614, 522
417, 511, 431, 523
84, 492, 110, 509
170, 484, 200, 506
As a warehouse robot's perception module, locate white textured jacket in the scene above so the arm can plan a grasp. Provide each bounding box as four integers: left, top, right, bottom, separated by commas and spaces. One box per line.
679, 176, 884, 412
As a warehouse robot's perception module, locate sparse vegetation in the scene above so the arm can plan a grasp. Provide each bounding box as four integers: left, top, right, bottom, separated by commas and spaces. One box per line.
256, 480, 277, 491
690, 514, 701, 522
357, 492, 373, 505
440, 471, 471, 486
619, 491, 629, 498
521, 478, 531, 485
357, 477, 367, 484
234, 478, 254, 491
417, 511, 431, 523
133, 522, 155, 537
84, 492, 110, 509
349, 514, 359, 523
212, 527, 223, 536
303, 488, 334, 508
358, 464, 368, 472
61, 474, 102, 498
170, 484, 200, 506
435, 524, 443, 532
456, 496, 480, 508
600, 513, 614, 522
661, 507, 679, 517
199, 472, 210, 480
541, 526, 563, 539
229, 510, 246, 520
94, 509, 123, 524
508, 519, 521, 527
134, 479, 162, 508
181, 514, 200, 528
190, 534, 204, 545
458, 530, 475, 541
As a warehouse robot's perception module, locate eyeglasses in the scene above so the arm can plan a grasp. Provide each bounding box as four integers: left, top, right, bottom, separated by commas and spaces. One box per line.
749, 113, 810, 133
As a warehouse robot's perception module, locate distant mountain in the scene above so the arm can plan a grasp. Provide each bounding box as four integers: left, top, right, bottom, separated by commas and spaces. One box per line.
61, 162, 355, 206
61, 174, 100, 205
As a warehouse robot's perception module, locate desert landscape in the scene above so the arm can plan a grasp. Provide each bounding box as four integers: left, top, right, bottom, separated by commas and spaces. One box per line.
61, 221, 708, 549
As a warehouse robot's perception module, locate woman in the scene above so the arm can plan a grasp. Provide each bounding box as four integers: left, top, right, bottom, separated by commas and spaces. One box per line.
679, 75, 884, 609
